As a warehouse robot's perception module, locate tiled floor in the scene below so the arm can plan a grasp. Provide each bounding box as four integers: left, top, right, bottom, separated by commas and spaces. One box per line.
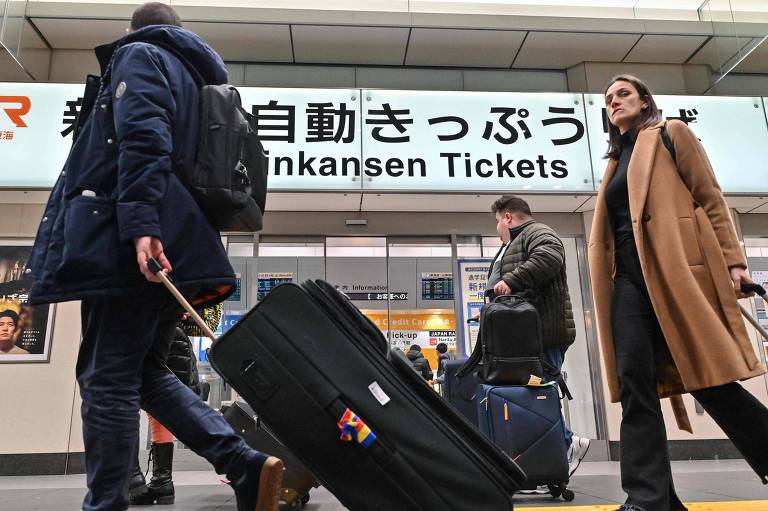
0, 461, 765, 510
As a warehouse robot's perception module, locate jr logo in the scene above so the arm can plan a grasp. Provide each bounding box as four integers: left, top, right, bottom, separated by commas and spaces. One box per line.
0, 96, 31, 127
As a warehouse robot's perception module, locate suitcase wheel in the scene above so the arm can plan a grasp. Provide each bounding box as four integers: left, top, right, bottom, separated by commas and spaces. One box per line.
547, 485, 562, 499
282, 488, 301, 508
561, 489, 575, 502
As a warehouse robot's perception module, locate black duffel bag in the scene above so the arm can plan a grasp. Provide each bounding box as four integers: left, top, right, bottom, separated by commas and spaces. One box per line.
456, 295, 544, 385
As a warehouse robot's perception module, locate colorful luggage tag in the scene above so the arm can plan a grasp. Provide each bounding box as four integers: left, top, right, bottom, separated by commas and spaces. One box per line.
337, 408, 377, 448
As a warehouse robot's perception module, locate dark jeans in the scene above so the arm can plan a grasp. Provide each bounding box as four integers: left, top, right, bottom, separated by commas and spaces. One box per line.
77, 293, 254, 511
612, 243, 768, 510
543, 346, 574, 449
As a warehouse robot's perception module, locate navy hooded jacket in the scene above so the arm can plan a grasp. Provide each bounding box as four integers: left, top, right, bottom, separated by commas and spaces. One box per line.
27, 25, 235, 306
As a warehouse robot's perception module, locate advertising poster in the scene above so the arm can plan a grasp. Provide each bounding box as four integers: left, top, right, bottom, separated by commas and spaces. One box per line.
363, 309, 456, 369
457, 258, 492, 356
0, 243, 54, 363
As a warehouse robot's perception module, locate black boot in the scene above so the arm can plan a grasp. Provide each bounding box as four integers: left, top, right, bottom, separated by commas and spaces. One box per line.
146, 442, 175, 505
127, 450, 152, 505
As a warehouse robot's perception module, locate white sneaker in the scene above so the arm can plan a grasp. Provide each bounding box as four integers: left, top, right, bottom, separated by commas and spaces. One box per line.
567, 435, 590, 476
518, 486, 550, 495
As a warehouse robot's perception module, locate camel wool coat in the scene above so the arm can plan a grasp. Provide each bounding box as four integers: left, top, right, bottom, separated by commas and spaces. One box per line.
588, 119, 766, 431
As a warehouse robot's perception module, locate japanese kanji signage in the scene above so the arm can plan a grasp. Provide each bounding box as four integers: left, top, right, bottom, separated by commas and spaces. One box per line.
0, 83, 82, 187
362, 90, 593, 192
456, 259, 492, 356
3, 81, 768, 195
585, 94, 768, 193
238, 88, 362, 190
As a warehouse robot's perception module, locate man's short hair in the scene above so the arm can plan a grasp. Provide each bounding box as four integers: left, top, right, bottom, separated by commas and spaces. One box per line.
436, 343, 448, 354
0, 309, 19, 327
492, 195, 532, 217
131, 2, 182, 30
409, 344, 421, 352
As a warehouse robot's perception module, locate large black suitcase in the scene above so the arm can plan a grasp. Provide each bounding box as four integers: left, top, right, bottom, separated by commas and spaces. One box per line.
221, 400, 318, 509
209, 279, 525, 511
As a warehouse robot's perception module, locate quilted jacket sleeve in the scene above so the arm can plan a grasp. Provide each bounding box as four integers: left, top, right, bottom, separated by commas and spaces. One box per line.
502, 226, 565, 292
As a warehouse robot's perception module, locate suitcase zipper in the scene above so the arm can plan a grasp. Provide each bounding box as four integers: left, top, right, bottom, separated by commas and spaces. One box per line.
503, 402, 509, 422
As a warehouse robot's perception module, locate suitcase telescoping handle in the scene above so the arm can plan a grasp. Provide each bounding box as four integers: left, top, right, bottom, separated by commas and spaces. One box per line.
742, 282, 767, 300
739, 283, 768, 342
148, 257, 217, 342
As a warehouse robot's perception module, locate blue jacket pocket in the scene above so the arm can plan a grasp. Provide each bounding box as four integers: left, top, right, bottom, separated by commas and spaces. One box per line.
59, 196, 124, 276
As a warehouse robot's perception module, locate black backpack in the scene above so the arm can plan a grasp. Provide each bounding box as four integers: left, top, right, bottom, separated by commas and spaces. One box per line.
457, 295, 545, 385
142, 43, 268, 232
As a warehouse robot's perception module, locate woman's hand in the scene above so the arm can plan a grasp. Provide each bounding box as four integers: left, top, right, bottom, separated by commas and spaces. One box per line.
729, 266, 754, 299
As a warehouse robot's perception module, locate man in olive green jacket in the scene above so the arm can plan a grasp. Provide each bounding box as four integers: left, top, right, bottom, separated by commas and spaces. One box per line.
486, 195, 589, 476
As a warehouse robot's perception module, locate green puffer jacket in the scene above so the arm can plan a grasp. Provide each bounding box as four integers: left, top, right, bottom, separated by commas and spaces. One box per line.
498, 221, 576, 349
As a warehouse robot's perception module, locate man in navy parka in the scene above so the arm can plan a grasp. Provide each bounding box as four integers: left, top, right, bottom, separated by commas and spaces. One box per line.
26, 4, 283, 510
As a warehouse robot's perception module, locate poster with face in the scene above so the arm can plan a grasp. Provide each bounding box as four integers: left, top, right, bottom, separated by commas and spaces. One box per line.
0, 243, 54, 363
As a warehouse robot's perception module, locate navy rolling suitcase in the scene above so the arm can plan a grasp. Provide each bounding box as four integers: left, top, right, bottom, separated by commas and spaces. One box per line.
442, 359, 482, 426
477, 383, 574, 502
207, 280, 525, 511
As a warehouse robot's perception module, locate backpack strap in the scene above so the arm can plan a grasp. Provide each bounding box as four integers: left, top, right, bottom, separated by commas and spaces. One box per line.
455, 323, 483, 378
542, 359, 573, 400
149, 41, 208, 88
660, 122, 676, 163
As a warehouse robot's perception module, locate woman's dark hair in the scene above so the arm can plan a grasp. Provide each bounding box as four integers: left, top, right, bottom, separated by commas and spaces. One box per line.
131, 2, 182, 30
603, 75, 661, 160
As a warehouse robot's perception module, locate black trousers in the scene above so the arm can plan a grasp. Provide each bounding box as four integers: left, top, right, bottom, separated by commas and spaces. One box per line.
611, 243, 768, 511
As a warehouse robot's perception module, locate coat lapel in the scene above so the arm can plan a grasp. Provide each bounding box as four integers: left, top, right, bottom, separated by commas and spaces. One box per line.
627, 125, 662, 223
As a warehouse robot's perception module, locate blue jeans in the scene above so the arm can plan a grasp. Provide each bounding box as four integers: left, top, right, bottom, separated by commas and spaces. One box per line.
77, 293, 254, 511
543, 346, 573, 450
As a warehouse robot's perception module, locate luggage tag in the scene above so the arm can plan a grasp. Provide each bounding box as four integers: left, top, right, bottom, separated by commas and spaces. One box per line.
527, 375, 543, 386
338, 408, 377, 448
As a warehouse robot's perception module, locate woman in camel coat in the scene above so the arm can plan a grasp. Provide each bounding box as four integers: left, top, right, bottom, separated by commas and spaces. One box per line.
589, 74, 768, 511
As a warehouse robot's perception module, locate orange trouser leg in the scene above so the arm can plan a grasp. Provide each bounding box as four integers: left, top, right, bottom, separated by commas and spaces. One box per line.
148, 414, 175, 444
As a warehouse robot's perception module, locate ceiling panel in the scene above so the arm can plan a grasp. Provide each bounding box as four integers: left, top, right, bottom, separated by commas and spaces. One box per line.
22, 20, 49, 50
31, 18, 127, 49
687, 35, 754, 70
361, 193, 592, 212
624, 34, 708, 64
513, 31, 639, 69
405, 28, 526, 68
749, 201, 768, 214
724, 195, 768, 213
731, 39, 768, 74
265, 192, 362, 212
183, 22, 292, 62
292, 25, 410, 65
576, 196, 596, 212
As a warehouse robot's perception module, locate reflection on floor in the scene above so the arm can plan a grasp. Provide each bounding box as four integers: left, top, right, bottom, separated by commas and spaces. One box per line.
0, 461, 766, 510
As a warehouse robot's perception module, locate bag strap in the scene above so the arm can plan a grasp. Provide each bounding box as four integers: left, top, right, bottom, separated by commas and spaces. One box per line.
148, 41, 208, 88
455, 324, 483, 378
542, 359, 573, 400
661, 122, 676, 163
